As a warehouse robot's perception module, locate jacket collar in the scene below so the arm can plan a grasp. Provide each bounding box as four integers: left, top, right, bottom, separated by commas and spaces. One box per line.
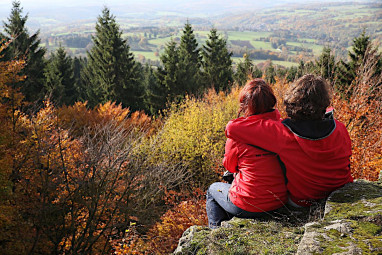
282, 111, 336, 140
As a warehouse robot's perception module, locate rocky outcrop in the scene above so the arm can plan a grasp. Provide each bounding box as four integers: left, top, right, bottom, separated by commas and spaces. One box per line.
297, 180, 382, 254
174, 179, 382, 254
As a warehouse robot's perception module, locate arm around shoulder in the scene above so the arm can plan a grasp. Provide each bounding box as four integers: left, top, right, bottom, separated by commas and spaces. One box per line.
225, 117, 284, 154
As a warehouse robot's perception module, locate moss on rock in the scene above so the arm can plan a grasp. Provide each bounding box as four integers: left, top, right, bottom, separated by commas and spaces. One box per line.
297, 180, 382, 254
174, 180, 382, 254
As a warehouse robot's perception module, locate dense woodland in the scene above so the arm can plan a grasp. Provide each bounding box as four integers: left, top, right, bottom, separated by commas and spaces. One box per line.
0, 1, 381, 254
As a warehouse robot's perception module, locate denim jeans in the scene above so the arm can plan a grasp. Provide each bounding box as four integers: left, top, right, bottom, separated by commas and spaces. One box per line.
206, 182, 266, 229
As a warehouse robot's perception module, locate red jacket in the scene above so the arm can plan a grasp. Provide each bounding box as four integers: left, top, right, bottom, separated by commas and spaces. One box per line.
225, 109, 353, 206
224, 110, 287, 212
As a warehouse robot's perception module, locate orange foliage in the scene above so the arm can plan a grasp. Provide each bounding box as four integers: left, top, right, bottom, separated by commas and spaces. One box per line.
331, 51, 382, 180
0, 41, 30, 255
58, 101, 158, 137
114, 188, 208, 254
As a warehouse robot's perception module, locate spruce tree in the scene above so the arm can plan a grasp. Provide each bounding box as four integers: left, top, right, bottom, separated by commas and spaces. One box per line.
285, 66, 298, 82
234, 54, 262, 86
1, 1, 46, 103
264, 61, 276, 84
155, 39, 180, 103
315, 46, 337, 81
177, 22, 202, 95
44, 46, 77, 106
336, 31, 377, 94
82, 7, 143, 110
202, 28, 233, 92
73, 56, 87, 102
143, 64, 166, 115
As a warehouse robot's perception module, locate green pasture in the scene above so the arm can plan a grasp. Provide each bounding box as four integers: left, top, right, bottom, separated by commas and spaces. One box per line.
227, 31, 272, 40
250, 41, 274, 50
132, 50, 160, 61
232, 57, 298, 68
287, 42, 323, 55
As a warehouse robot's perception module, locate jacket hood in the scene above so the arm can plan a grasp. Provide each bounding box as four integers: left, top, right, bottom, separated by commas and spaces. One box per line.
282, 111, 336, 140
281, 111, 343, 161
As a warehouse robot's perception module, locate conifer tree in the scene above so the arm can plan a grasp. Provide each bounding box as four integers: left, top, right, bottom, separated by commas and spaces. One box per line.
82, 7, 143, 110
336, 31, 379, 94
143, 64, 166, 115
73, 56, 87, 101
44, 46, 77, 106
285, 66, 298, 82
315, 46, 337, 81
264, 61, 276, 84
177, 22, 202, 95
202, 28, 233, 91
155, 39, 180, 103
0, 1, 46, 103
234, 54, 262, 86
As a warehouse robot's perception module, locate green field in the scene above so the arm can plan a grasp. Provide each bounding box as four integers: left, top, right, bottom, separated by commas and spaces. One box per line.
227, 31, 272, 40
132, 51, 160, 61
38, 1, 380, 69
232, 57, 298, 68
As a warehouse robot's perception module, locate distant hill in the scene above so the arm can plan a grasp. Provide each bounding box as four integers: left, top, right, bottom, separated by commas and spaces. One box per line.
0, 0, 375, 31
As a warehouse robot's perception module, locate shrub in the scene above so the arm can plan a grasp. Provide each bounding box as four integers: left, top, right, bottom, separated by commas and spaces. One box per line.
148, 88, 240, 189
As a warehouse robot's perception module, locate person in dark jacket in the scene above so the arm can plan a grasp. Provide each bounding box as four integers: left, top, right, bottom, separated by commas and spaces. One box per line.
206, 79, 288, 229
225, 74, 353, 207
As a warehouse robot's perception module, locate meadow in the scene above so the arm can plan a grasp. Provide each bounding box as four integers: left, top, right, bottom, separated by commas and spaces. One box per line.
37, 1, 380, 68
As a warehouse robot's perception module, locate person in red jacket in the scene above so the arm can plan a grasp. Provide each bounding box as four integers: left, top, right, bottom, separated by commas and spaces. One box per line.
225, 74, 353, 207
206, 79, 288, 229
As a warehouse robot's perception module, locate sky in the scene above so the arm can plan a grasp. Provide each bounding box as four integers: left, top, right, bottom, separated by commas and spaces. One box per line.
0, 0, 372, 28
0, 0, 359, 10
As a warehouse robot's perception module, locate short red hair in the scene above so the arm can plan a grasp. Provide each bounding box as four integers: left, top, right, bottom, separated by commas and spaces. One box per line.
238, 79, 276, 117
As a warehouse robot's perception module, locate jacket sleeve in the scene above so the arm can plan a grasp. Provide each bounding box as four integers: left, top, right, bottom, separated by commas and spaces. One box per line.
225, 117, 284, 154
223, 138, 239, 173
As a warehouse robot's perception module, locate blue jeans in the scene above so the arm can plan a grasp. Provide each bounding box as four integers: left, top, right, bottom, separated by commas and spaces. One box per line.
206, 182, 266, 229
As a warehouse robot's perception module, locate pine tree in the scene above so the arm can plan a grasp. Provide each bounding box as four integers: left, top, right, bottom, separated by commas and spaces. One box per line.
264, 61, 276, 84
285, 66, 298, 82
82, 7, 143, 110
234, 54, 262, 86
73, 56, 87, 102
202, 28, 233, 92
0, 1, 46, 103
336, 31, 372, 93
143, 64, 166, 115
155, 39, 180, 103
315, 46, 337, 81
44, 46, 77, 106
177, 22, 202, 95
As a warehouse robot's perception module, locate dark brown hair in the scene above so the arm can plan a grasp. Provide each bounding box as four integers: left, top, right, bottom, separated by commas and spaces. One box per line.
283, 74, 332, 120
238, 79, 276, 117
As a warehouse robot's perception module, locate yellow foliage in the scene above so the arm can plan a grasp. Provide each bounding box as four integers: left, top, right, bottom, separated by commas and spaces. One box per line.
149, 88, 240, 188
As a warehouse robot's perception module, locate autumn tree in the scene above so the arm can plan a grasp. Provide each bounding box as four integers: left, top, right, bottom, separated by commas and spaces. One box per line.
0, 41, 29, 254
44, 46, 77, 106
0, 1, 46, 103
202, 28, 233, 91
82, 7, 143, 110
